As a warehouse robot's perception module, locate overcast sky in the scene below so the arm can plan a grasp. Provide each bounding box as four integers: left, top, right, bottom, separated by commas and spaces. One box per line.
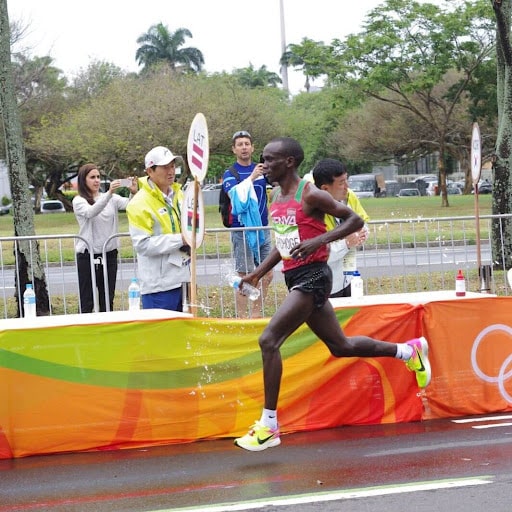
9, 0, 391, 94
10, 0, 444, 94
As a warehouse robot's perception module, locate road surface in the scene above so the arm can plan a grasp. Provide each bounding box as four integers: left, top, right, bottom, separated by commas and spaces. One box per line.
1, 413, 512, 512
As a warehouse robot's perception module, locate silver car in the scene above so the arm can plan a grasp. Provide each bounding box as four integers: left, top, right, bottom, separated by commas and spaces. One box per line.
40, 200, 66, 214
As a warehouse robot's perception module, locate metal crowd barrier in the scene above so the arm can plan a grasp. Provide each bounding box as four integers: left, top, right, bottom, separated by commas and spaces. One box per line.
0, 214, 510, 319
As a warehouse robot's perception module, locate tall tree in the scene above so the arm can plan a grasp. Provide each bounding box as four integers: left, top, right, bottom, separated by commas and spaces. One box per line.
0, 0, 49, 315
231, 63, 282, 88
71, 59, 125, 100
280, 38, 330, 92
26, 72, 289, 182
12, 55, 67, 109
332, 71, 494, 194
330, 0, 495, 206
135, 24, 204, 73
11, 54, 74, 207
491, 0, 512, 268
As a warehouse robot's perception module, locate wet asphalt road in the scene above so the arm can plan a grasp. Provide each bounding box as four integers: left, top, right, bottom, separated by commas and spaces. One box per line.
1, 414, 512, 512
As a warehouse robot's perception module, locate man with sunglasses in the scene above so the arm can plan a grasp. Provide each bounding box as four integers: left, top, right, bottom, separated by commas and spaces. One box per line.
221, 131, 272, 318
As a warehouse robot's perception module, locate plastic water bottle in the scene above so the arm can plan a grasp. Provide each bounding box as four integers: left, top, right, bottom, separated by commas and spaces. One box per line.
343, 246, 357, 288
225, 273, 260, 301
23, 283, 36, 318
128, 278, 141, 310
455, 269, 466, 297
350, 270, 364, 298
343, 247, 357, 274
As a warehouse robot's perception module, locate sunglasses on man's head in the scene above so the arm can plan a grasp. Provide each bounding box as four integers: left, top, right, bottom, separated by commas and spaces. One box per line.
232, 131, 252, 141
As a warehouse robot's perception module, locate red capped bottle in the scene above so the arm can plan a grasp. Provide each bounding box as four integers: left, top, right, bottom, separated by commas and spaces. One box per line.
456, 269, 466, 297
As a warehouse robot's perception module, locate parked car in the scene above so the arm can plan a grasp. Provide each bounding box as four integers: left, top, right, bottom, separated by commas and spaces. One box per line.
40, 200, 66, 214
397, 188, 420, 197
412, 176, 437, 196
384, 180, 401, 197
475, 181, 492, 194
447, 185, 462, 195
425, 181, 438, 196
0, 203, 11, 215
203, 183, 222, 191
348, 173, 386, 198
415, 174, 437, 182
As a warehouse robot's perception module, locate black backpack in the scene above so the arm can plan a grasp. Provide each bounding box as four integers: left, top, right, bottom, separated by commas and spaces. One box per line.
219, 166, 241, 228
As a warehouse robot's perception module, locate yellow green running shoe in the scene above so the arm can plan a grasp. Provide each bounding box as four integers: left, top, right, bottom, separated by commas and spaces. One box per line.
234, 421, 281, 452
405, 336, 431, 388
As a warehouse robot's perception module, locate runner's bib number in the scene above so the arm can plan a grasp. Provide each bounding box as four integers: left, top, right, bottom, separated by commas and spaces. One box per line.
274, 224, 300, 259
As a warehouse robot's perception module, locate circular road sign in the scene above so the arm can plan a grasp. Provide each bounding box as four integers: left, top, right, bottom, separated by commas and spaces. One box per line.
471, 122, 481, 184
187, 113, 209, 182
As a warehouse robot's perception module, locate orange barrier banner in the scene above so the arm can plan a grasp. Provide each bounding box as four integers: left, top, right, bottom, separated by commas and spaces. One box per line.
6, 295, 511, 459
423, 297, 512, 419
0, 303, 422, 459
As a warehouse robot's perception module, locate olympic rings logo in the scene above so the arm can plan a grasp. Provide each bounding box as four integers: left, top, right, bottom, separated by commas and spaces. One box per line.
471, 324, 512, 403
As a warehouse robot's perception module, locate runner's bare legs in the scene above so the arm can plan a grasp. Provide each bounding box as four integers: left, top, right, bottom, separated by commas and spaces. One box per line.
258, 288, 398, 409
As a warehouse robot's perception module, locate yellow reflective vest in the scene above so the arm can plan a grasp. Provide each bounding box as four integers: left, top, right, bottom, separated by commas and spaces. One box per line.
126, 177, 190, 295
324, 188, 370, 231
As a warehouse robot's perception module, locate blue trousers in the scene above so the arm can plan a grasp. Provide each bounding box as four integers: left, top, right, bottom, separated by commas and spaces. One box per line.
141, 287, 183, 312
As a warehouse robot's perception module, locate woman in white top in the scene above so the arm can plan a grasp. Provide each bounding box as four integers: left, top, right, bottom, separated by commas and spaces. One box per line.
72, 164, 137, 313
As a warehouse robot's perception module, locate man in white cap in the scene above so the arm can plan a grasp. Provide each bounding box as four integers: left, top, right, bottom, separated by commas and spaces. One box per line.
126, 146, 191, 311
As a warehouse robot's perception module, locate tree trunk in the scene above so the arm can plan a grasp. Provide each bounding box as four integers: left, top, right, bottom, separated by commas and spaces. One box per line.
0, 0, 49, 315
437, 142, 450, 208
491, 0, 512, 269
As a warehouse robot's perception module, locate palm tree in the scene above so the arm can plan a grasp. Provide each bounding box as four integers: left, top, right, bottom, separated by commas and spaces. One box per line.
232, 63, 282, 88
280, 38, 329, 92
136, 24, 204, 73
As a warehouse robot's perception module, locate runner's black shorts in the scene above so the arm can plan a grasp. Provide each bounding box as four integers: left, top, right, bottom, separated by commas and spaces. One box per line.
284, 261, 333, 309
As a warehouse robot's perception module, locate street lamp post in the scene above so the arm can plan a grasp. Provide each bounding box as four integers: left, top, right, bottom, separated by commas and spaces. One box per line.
279, 0, 289, 93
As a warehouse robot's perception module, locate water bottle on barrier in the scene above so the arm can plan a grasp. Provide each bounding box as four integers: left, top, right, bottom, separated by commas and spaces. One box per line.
455, 269, 466, 297
343, 246, 357, 274
225, 272, 260, 301
128, 278, 141, 311
23, 283, 36, 318
350, 270, 364, 298
343, 245, 357, 289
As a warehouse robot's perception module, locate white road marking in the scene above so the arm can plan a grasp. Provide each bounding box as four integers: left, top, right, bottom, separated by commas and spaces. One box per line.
472, 422, 512, 429
452, 415, 512, 423
152, 476, 492, 512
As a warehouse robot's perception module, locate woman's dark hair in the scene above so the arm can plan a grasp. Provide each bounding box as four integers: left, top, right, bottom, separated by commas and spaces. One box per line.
77, 164, 99, 205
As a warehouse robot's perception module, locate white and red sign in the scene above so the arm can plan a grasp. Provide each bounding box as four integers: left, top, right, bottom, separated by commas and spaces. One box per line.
187, 113, 209, 182
471, 122, 481, 184
181, 183, 205, 248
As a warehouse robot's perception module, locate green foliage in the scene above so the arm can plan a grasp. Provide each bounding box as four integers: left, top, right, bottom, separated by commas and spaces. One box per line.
317, 0, 497, 207
286, 89, 339, 171
336, 0, 495, 94
13, 55, 68, 106
464, 57, 498, 126
135, 24, 204, 73
207, 154, 235, 183
71, 60, 126, 100
281, 37, 332, 91
231, 64, 282, 88
27, 72, 290, 181
61, 191, 77, 201
11, 3, 502, 213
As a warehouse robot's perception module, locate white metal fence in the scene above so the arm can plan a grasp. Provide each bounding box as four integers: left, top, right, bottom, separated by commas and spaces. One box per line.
1, 213, 511, 319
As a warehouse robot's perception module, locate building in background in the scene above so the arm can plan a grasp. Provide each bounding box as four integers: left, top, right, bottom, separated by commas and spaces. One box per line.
0, 160, 11, 200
